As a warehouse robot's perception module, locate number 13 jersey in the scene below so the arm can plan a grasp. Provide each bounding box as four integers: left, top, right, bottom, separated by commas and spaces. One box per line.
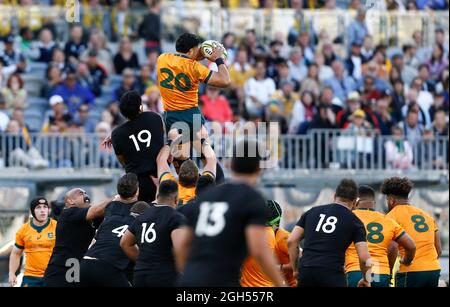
297, 203, 367, 272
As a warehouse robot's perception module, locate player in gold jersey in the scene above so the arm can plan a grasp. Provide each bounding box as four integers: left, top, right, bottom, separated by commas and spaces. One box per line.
9, 197, 57, 287
381, 177, 442, 287
345, 185, 416, 287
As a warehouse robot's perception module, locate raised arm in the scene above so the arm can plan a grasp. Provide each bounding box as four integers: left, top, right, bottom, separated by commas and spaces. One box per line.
86, 197, 115, 221
157, 145, 172, 179
205, 47, 231, 88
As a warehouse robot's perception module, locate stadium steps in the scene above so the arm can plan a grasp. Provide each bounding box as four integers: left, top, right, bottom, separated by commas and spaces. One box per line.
22, 74, 45, 97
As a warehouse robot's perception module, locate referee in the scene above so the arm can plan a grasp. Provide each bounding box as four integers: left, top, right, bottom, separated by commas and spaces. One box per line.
288, 179, 372, 287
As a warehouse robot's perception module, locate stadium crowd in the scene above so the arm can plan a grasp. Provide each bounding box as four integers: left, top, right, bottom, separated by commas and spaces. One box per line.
0, 0, 448, 170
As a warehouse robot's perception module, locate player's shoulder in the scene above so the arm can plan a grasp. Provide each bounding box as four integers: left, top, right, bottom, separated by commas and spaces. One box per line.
16, 222, 31, 234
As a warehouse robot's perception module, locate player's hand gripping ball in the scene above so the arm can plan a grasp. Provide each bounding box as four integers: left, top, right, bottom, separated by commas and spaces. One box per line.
201, 40, 228, 61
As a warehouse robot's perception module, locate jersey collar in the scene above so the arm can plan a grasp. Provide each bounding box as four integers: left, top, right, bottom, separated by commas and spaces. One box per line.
30, 218, 51, 233
355, 208, 375, 211
174, 53, 190, 59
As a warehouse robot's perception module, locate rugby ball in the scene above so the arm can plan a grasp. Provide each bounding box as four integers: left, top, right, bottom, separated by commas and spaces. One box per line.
201, 40, 228, 61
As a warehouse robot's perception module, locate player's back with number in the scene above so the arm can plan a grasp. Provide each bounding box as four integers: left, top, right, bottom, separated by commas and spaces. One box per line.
299, 204, 366, 270
386, 205, 439, 273
180, 183, 269, 287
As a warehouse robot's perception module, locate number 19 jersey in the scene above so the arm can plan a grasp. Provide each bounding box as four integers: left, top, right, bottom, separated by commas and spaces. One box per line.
297, 203, 366, 272
157, 53, 212, 111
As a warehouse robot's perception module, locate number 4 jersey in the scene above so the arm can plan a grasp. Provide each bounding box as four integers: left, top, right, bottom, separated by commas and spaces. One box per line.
297, 203, 367, 272
386, 204, 440, 273
111, 111, 165, 175
84, 201, 138, 270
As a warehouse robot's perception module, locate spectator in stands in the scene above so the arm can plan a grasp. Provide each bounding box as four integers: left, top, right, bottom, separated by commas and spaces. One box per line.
73, 103, 96, 134
244, 29, 265, 62
295, 31, 315, 65
41, 64, 63, 98
403, 44, 420, 70
321, 43, 339, 67
319, 86, 342, 115
418, 64, 436, 93
81, 29, 113, 74
429, 92, 448, 120
345, 109, 373, 133
200, 86, 233, 124
403, 109, 424, 146
17, 0, 45, 38
1, 73, 27, 110
402, 88, 431, 127
50, 48, 69, 72
110, 0, 137, 42
360, 75, 381, 105
11, 108, 32, 133
0, 94, 9, 131
288, 47, 308, 83
307, 103, 337, 131
42, 95, 73, 133
107, 101, 125, 128
136, 64, 155, 95
244, 60, 276, 117
426, 43, 448, 81
336, 91, 362, 128
314, 52, 334, 82
374, 93, 395, 135
0, 34, 26, 75
391, 53, 416, 88
146, 49, 158, 81
113, 36, 139, 74
51, 70, 95, 115
30, 28, 58, 63
299, 63, 321, 98
432, 109, 448, 137
138, 0, 162, 55
406, 0, 419, 10
266, 40, 284, 79
347, 8, 369, 51
141, 85, 163, 114
434, 28, 448, 57
113, 68, 138, 103
64, 25, 87, 66
289, 90, 316, 134
385, 125, 414, 170
361, 34, 374, 63
410, 76, 433, 113
274, 60, 300, 91
229, 48, 255, 90
392, 79, 406, 121
1, 119, 48, 169
85, 50, 108, 96
412, 30, 429, 63
346, 40, 365, 80
324, 60, 357, 104
222, 32, 237, 65
272, 79, 300, 120
81, 0, 110, 36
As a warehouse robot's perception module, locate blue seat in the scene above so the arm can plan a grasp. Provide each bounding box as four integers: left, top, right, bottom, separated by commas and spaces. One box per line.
25, 115, 43, 132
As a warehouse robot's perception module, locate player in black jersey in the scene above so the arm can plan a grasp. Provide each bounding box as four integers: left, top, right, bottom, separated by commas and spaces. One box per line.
287, 179, 372, 287
44, 189, 112, 287
176, 139, 286, 287
80, 174, 150, 287
110, 90, 165, 202
120, 180, 187, 287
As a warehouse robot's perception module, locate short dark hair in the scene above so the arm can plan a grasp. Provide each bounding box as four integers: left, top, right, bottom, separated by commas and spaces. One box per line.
196, 174, 215, 196
130, 201, 150, 216
157, 180, 178, 201
179, 160, 199, 188
335, 179, 358, 202
119, 90, 142, 120
175, 33, 202, 53
358, 185, 375, 200
117, 173, 139, 198
381, 177, 413, 199
231, 139, 262, 174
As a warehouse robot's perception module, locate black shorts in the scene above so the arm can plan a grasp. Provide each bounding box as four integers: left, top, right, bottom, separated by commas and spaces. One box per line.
137, 172, 157, 203
297, 267, 347, 287
44, 264, 78, 287
80, 258, 131, 287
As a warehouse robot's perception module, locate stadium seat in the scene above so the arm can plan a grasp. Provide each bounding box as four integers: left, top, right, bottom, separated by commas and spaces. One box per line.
95, 96, 112, 108
27, 97, 49, 110
22, 74, 45, 97
25, 115, 43, 132
27, 62, 48, 77
109, 75, 123, 88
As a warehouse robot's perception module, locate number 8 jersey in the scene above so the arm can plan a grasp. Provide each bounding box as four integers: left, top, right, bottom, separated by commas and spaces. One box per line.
157, 53, 212, 111
297, 203, 367, 272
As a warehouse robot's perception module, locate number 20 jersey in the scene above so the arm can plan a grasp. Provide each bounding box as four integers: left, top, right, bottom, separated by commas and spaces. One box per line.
179, 183, 269, 287
297, 203, 367, 272
85, 201, 137, 270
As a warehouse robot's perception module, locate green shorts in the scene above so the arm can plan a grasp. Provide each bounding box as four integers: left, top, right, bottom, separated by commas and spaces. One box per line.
346, 271, 391, 287
395, 270, 441, 287
21, 275, 45, 287
163, 106, 206, 137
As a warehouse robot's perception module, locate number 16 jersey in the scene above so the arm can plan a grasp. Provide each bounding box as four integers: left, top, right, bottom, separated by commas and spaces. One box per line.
297, 203, 366, 272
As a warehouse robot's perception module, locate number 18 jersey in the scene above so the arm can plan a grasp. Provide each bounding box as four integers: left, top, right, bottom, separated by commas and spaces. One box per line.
297, 203, 367, 272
